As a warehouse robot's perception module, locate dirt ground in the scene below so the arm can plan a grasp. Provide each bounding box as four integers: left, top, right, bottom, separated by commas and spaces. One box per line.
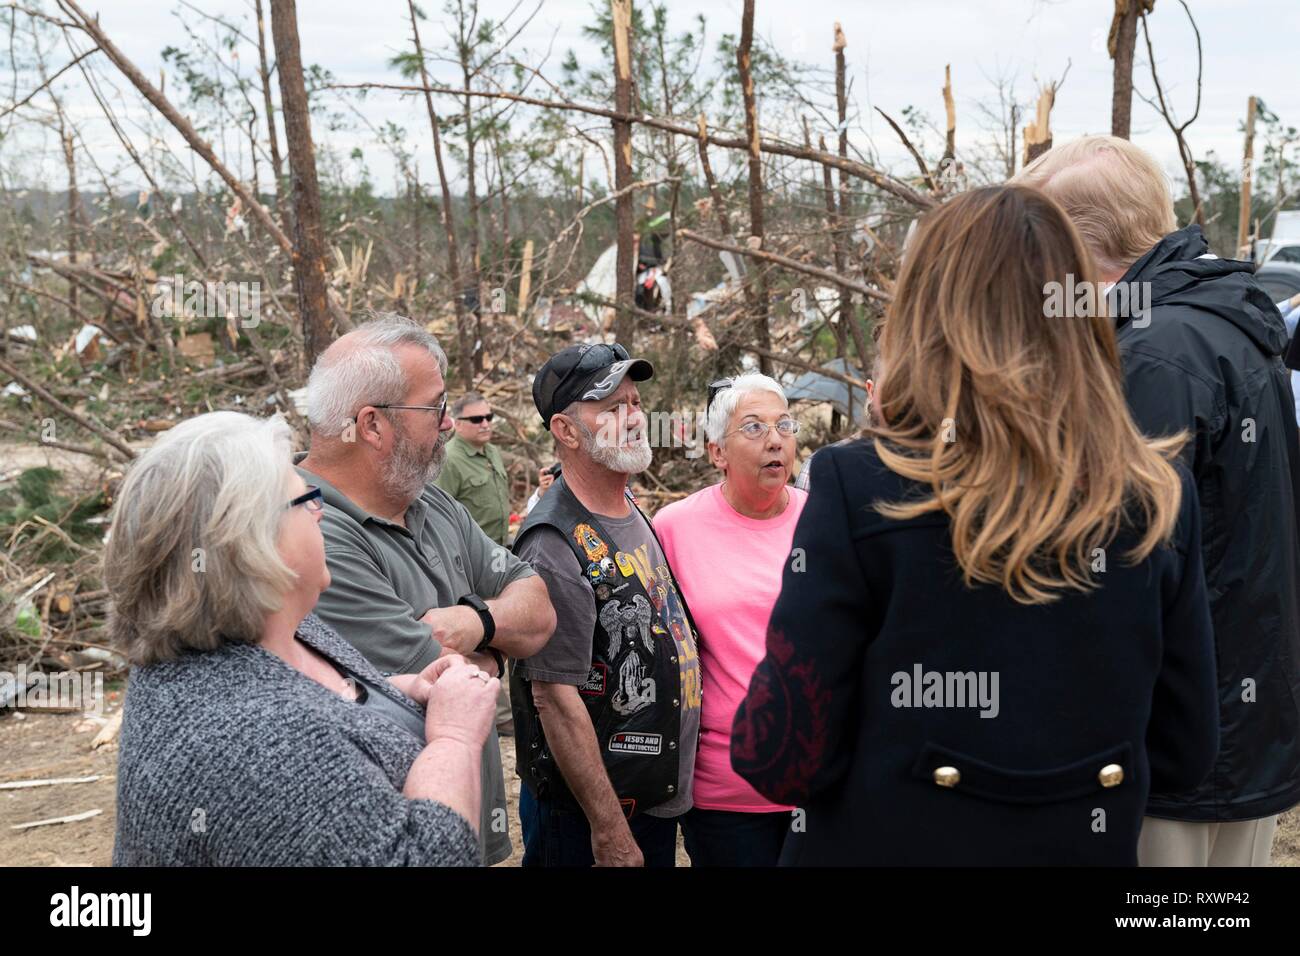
0, 706, 1293, 867
0, 706, 122, 867
0, 705, 690, 866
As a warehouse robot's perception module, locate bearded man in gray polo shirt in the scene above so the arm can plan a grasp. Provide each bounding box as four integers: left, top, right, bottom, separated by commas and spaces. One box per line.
295, 314, 556, 865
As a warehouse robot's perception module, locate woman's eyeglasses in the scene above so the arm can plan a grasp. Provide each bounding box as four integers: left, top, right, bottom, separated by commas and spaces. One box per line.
709, 381, 800, 438
729, 419, 801, 441
288, 485, 324, 513
458, 413, 494, 424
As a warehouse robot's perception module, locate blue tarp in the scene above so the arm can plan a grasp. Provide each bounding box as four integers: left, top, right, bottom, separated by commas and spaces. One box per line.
784, 357, 869, 425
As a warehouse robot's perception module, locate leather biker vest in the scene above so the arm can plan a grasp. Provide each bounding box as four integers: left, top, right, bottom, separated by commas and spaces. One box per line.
511, 476, 697, 818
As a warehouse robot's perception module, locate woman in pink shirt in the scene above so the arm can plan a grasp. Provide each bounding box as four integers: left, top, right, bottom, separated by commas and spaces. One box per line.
653, 372, 807, 866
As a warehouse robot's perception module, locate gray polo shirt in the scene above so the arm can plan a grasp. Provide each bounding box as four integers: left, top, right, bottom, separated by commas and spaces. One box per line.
294, 456, 537, 865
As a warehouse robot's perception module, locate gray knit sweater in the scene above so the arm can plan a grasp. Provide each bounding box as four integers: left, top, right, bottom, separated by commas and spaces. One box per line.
112, 613, 481, 866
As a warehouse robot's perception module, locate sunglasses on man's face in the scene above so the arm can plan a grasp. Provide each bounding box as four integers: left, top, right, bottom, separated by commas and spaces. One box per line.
458, 413, 494, 424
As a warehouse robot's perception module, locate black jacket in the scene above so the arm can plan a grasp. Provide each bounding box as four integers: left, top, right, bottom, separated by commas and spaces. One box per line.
1115, 226, 1300, 821
731, 441, 1218, 865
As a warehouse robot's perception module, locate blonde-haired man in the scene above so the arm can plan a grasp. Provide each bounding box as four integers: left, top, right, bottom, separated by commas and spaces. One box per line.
1017, 136, 1300, 867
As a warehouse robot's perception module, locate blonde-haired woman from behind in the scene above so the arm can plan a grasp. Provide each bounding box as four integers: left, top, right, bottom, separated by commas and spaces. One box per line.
732, 184, 1218, 866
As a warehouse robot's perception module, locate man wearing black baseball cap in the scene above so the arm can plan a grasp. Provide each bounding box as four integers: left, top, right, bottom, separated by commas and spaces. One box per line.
509, 343, 702, 867
531, 343, 654, 431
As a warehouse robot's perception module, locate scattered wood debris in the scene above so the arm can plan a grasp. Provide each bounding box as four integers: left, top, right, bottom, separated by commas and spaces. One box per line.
11, 808, 104, 831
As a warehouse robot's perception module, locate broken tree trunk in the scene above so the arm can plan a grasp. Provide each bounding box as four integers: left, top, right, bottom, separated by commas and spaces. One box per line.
269, 0, 338, 369
831, 28, 850, 359
1239, 95, 1257, 257
830, 25, 871, 376
518, 239, 534, 319
457, 33, 485, 373
942, 64, 956, 163
1109, 0, 1154, 139
254, 0, 290, 233
1023, 83, 1056, 166
814, 127, 848, 358
696, 115, 733, 237
611, 0, 636, 344
62, 128, 78, 322
737, 0, 773, 375
408, 0, 473, 389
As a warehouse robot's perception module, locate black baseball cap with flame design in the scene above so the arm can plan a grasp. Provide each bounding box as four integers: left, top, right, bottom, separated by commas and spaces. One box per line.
532, 343, 654, 430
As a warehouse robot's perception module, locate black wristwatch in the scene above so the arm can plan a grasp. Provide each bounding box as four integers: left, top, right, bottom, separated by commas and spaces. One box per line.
458, 594, 496, 652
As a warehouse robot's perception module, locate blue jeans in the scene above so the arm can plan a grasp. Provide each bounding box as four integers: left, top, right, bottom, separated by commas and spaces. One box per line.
519, 786, 679, 867
680, 807, 791, 867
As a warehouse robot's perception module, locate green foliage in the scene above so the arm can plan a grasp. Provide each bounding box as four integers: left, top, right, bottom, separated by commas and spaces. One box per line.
1253, 99, 1300, 238
389, 51, 422, 81
0, 468, 108, 563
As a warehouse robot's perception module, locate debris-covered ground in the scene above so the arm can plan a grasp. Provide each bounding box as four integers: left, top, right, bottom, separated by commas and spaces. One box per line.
0, 707, 700, 867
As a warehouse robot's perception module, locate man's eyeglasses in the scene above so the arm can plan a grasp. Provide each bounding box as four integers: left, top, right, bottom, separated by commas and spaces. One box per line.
729, 419, 801, 441
371, 395, 449, 421
458, 413, 494, 424
288, 485, 324, 512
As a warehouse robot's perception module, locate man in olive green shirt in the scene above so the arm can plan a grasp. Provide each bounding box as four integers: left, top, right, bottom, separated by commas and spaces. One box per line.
436, 391, 516, 732
435, 392, 512, 546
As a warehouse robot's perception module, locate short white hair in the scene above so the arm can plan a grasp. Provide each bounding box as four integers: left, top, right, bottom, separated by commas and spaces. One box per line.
306, 312, 449, 437
706, 371, 787, 445
104, 411, 297, 665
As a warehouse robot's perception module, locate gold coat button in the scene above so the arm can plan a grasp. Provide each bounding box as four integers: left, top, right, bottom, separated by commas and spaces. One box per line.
1098, 763, 1124, 788
933, 766, 961, 788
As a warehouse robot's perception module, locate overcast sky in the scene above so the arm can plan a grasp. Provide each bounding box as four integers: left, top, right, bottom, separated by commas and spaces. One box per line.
7, 0, 1295, 196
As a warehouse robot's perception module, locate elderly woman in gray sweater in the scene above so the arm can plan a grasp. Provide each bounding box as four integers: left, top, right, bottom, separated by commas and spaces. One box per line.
106, 411, 499, 866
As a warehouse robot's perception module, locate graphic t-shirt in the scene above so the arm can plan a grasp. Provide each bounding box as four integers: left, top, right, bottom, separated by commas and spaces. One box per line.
514, 504, 701, 818
654, 482, 806, 812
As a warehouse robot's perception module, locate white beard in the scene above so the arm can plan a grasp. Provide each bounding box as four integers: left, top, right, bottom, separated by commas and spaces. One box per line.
578, 421, 653, 475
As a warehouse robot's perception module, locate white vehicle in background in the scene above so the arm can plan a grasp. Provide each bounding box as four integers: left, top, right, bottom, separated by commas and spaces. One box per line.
1255, 210, 1300, 265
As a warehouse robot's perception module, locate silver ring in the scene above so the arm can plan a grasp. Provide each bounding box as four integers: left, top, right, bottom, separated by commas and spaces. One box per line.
471, 671, 491, 684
